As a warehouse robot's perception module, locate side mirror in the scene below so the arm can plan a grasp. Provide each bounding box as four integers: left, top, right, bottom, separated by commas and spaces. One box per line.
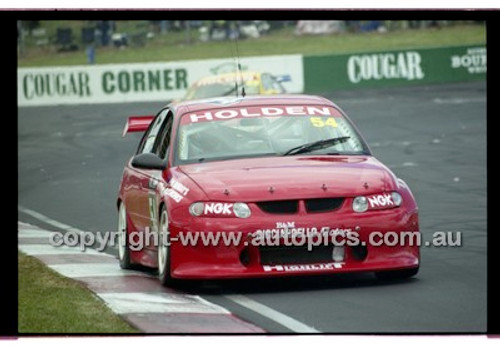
131, 153, 166, 170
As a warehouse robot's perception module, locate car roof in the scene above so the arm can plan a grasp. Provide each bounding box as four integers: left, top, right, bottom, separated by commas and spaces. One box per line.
168, 94, 339, 118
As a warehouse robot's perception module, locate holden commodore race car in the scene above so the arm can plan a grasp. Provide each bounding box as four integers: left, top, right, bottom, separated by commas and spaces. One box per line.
118, 95, 420, 285
180, 71, 288, 101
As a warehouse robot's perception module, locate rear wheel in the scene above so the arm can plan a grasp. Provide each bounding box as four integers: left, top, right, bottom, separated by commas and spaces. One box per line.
118, 202, 132, 269
375, 267, 419, 281
158, 207, 175, 286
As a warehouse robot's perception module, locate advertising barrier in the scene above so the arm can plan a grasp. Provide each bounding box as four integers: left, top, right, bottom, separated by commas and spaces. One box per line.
18, 45, 485, 106
303, 45, 486, 93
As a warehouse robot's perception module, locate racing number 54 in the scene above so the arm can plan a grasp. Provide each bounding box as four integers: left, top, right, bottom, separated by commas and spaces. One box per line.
310, 117, 338, 128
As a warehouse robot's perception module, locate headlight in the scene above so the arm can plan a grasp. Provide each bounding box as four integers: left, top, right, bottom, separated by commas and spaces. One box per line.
353, 192, 402, 212
188, 201, 251, 218
352, 196, 368, 213
189, 202, 204, 217
391, 192, 402, 206
233, 202, 251, 218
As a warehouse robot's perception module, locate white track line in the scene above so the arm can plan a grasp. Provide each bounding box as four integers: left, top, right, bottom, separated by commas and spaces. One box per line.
225, 294, 320, 333
19, 206, 84, 234
433, 97, 485, 104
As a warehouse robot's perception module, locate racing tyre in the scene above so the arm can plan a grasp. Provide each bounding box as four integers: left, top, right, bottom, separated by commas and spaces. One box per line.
158, 206, 175, 286
375, 267, 419, 281
118, 202, 132, 269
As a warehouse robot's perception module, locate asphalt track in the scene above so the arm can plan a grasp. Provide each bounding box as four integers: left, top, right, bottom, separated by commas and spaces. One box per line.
18, 81, 487, 333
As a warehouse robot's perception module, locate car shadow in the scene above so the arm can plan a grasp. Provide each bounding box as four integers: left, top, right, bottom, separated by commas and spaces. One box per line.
175, 272, 420, 295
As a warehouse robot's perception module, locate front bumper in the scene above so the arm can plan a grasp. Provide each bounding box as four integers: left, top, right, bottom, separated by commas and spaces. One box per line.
169, 206, 420, 279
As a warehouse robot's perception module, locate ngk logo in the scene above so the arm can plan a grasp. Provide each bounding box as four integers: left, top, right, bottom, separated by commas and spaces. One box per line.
367, 194, 394, 208
204, 203, 233, 215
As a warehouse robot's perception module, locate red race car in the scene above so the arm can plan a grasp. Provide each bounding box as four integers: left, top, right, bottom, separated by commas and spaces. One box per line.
118, 95, 420, 285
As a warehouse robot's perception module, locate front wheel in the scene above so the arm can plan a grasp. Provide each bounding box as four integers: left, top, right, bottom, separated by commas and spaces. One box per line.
118, 202, 132, 269
375, 267, 419, 281
158, 207, 175, 286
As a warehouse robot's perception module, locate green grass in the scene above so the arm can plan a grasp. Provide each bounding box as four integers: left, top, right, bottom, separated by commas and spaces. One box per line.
18, 22, 485, 67
18, 251, 138, 333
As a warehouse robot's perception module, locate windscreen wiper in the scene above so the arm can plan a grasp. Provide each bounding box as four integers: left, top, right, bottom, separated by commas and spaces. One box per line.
282, 136, 350, 156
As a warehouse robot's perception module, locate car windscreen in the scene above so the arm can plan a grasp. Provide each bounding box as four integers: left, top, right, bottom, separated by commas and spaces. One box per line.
174, 105, 370, 165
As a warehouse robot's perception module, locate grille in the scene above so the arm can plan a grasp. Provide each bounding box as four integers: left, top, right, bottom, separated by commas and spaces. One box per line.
259, 245, 334, 265
305, 198, 344, 213
256, 200, 299, 214
256, 198, 345, 214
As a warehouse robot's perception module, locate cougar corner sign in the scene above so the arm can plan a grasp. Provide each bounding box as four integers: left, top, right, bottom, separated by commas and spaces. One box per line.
18, 64, 189, 106
17, 55, 304, 107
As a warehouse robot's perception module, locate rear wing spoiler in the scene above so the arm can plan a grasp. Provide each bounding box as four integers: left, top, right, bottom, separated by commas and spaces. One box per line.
122, 115, 155, 137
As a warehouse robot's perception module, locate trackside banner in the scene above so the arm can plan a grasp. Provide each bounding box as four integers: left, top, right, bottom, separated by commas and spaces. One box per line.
303, 45, 486, 93
17, 55, 304, 107
18, 45, 485, 107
